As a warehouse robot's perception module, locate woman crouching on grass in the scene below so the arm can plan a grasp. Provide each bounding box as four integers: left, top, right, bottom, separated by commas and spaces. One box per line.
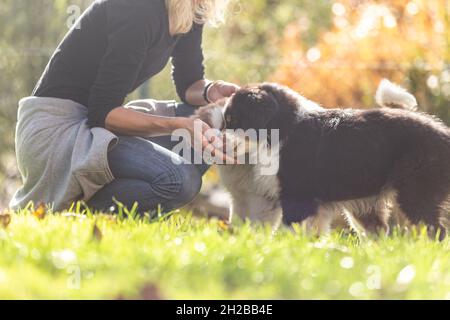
10, 0, 238, 214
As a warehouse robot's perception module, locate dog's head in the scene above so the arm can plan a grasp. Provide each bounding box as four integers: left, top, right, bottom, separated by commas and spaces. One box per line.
225, 82, 305, 132
221, 84, 280, 131
195, 83, 301, 132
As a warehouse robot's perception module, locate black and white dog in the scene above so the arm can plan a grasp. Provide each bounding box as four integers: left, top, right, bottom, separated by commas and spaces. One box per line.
196, 80, 450, 239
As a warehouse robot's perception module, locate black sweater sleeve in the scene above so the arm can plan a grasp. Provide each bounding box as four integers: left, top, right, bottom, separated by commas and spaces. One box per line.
87, 3, 155, 128
171, 23, 206, 103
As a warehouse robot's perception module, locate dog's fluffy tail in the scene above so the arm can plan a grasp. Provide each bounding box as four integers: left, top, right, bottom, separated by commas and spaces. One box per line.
375, 79, 418, 111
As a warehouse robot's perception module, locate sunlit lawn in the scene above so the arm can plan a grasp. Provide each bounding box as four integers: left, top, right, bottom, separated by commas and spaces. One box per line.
0, 208, 449, 300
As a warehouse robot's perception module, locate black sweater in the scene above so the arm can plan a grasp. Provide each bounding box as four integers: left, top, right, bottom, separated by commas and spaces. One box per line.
33, 0, 205, 128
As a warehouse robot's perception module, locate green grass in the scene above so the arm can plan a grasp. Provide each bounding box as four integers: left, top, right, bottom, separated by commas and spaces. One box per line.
0, 207, 449, 300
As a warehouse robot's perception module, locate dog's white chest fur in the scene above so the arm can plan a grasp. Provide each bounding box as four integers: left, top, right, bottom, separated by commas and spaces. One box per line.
217, 147, 282, 227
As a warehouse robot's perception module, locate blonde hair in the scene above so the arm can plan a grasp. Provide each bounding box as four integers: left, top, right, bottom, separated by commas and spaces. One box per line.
165, 0, 231, 35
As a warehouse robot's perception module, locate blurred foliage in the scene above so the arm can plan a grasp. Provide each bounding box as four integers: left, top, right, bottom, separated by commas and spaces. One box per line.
0, 0, 449, 206
0, 0, 93, 205
273, 0, 450, 122
150, 0, 332, 99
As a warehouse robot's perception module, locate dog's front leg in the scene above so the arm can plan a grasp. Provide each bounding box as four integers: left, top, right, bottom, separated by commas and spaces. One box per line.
230, 193, 282, 229
302, 206, 337, 236
281, 198, 331, 235
281, 198, 318, 224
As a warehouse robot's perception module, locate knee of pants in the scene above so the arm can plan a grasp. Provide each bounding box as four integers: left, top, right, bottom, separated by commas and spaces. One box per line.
157, 164, 203, 211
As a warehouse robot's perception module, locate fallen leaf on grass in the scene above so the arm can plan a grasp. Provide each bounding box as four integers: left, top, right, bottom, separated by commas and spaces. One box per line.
218, 219, 234, 233
92, 221, 103, 241
32, 202, 46, 220
218, 219, 229, 230
0, 210, 12, 228
116, 283, 163, 300
139, 283, 163, 300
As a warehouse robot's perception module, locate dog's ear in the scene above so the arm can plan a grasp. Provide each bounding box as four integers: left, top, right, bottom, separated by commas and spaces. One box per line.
230, 87, 280, 130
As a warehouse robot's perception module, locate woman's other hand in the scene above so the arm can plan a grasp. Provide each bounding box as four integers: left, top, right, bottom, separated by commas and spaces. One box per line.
207, 80, 240, 102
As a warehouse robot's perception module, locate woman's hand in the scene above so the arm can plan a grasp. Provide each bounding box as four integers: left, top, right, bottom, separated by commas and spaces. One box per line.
207, 80, 240, 102
185, 79, 240, 106
176, 117, 235, 164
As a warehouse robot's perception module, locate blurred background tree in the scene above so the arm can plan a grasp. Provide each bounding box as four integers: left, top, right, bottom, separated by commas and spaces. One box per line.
273, 0, 450, 121
149, 0, 332, 99
0, 0, 448, 208
0, 0, 93, 206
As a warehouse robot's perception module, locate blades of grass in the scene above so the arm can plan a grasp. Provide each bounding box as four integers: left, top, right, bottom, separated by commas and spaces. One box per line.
157, 204, 162, 219
68, 202, 75, 213
122, 202, 139, 222
128, 202, 139, 220
24, 201, 35, 214
113, 198, 125, 220
142, 211, 152, 224
76, 201, 83, 215
80, 201, 93, 218
157, 210, 176, 223
46, 203, 54, 216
